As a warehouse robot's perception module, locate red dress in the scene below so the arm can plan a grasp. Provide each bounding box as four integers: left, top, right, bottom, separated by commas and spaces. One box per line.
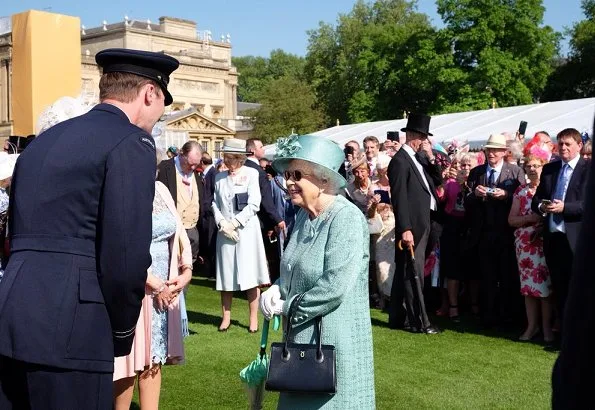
513, 185, 552, 297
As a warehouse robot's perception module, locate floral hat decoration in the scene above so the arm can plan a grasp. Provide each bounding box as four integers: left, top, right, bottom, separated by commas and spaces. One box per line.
272, 134, 346, 188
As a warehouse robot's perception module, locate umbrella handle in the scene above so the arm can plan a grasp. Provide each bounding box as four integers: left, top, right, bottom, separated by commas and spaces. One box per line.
260, 319, 270, 349
260, 316, 281, 349
398, 240, 415, 258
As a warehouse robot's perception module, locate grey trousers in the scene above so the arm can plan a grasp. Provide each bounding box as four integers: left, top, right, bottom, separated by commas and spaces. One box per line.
186, 226, 200, 263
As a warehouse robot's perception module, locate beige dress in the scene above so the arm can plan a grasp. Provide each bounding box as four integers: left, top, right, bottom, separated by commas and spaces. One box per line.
370, 182, 395, 297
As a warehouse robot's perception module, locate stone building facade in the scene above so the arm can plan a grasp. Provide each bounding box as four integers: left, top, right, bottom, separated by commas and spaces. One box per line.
0, 15, 253, 155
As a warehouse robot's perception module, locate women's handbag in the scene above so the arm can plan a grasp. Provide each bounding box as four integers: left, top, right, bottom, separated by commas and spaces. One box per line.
265, 294, 336, 394
234, 192, 248, 211
367, 212, 384, 234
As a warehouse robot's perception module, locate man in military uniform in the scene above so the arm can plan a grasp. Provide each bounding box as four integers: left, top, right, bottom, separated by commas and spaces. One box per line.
0, 48, 179, 409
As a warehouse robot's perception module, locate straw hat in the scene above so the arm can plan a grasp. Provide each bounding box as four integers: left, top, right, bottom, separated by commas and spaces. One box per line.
484, 134, 507, 149
216, 138, 252, 154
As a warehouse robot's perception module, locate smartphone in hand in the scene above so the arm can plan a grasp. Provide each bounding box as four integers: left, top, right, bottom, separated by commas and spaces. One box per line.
374, 189, 391, 204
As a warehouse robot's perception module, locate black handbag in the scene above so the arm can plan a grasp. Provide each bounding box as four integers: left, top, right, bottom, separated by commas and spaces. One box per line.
234, 192, 248, 211
265, 294, 337, 394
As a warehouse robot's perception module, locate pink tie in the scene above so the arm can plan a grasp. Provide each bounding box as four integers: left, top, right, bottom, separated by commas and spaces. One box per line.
182, 174, 192, 198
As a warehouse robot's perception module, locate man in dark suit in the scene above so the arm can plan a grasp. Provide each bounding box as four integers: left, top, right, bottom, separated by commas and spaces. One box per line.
245, 138, 285, 282
157, 140, 204, 264
0, 49, 178, 409
465, 134, 525, 327
551, 123, 595, 409
198, 152, 218, 279
531, 128, 589, 336
388, 113, 442, 334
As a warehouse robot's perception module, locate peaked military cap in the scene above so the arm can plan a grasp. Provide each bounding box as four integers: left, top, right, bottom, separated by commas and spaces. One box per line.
96, 48, 179, 105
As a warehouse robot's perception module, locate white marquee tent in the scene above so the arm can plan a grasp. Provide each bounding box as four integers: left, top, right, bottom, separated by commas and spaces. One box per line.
264, 97, 595, 156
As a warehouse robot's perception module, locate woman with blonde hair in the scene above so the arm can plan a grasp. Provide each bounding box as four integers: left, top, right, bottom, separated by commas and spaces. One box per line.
212, 139, 269, 333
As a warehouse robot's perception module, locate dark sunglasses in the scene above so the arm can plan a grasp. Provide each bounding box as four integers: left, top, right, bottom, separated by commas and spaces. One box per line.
284, 170, 311, 181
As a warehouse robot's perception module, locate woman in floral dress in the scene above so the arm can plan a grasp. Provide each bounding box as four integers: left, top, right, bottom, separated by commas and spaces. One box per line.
508, 147, 553, 342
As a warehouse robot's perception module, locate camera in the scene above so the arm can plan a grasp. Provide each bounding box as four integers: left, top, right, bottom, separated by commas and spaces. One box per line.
343, 146, 355, 158
485, 187, 496, 195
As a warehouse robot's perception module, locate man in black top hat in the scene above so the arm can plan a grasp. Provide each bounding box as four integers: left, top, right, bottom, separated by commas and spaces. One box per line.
387, 113, 443, 334
0, 48, 179, 409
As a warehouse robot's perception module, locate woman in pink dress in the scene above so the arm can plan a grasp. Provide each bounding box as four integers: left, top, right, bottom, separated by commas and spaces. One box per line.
508, 147, 553, 342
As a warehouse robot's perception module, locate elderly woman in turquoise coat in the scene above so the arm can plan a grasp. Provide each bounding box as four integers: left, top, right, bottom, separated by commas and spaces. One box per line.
260, 135, 376, 409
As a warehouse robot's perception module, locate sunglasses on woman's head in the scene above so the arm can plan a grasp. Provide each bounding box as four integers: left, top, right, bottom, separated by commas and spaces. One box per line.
284, 170, 311, 181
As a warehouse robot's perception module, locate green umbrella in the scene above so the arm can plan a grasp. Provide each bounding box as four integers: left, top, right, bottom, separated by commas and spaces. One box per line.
240, 316, 280, 410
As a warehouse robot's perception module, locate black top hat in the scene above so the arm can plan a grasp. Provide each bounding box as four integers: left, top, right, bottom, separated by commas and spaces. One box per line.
96, 48, 180, 106
401, 112, 433, 136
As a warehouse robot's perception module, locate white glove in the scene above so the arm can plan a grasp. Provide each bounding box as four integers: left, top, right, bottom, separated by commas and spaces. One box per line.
219, 219, 239, 242
260, 285, 281, 320
271, 298, 285, 317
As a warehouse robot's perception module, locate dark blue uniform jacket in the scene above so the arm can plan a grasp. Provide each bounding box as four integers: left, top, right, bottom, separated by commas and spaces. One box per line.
0, 104, 155, 373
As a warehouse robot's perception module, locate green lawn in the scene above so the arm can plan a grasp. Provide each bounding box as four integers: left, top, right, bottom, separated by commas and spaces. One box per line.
136, 278, 556, 409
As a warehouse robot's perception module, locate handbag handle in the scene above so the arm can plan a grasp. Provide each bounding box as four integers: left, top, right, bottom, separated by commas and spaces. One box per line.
283, 293, 325, 363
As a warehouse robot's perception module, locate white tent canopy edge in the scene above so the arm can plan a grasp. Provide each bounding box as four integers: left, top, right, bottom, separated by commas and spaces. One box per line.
264, 97, 595, 156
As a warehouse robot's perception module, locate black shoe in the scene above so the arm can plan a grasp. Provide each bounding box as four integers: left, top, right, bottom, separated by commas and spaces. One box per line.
423, 326, 442, 335
218, 324, 231, 332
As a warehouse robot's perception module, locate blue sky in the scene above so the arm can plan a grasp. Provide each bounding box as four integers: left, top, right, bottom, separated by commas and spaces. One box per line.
2, 0, 585, 57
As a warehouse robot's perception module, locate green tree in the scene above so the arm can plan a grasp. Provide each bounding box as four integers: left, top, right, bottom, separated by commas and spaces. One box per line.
436, 0, 559, 108
305, 0, 439, 124
542, 0, 595, 100
249, 76, 326, 144
232, 50, 305, 102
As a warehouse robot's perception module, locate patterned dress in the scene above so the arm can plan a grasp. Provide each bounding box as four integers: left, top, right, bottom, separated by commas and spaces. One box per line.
278, 195, 375, 409
150, 190, 177, 364
513, 185, 552, 298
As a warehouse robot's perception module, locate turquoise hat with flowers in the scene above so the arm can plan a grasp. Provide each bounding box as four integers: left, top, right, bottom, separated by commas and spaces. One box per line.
272, 134, 346, 188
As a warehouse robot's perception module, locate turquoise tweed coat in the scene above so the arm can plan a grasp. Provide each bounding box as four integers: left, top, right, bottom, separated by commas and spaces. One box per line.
277, 195, 376, 409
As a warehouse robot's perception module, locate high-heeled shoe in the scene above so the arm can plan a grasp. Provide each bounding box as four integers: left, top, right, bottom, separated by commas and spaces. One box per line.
519, 328, 540, 341
218, 323, 231, 332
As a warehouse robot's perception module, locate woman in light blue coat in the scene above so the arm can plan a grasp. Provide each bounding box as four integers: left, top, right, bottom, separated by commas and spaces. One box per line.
213, 139, 269, 333
260, 135, 375, 409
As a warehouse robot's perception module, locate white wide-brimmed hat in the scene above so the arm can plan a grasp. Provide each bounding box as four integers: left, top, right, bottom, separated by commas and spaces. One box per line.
36, 96, 93, 135
0, 153, 19, 181
216, 138, 252, 154
484, 134, 507, 149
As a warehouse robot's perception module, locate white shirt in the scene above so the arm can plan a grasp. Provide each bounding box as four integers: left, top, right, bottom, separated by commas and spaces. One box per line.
549, 154, 580, 233
486, 160, 504, 186
402, 144, 437, 211
247, 157, 259, 166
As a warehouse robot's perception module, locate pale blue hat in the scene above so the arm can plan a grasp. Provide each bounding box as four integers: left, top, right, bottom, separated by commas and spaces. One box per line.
272, 134, 346, 188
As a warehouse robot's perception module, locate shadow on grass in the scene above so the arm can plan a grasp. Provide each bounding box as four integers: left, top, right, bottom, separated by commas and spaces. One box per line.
186, 310, 250, 331
130, 403, 140, 410
370, 303, 548, 345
